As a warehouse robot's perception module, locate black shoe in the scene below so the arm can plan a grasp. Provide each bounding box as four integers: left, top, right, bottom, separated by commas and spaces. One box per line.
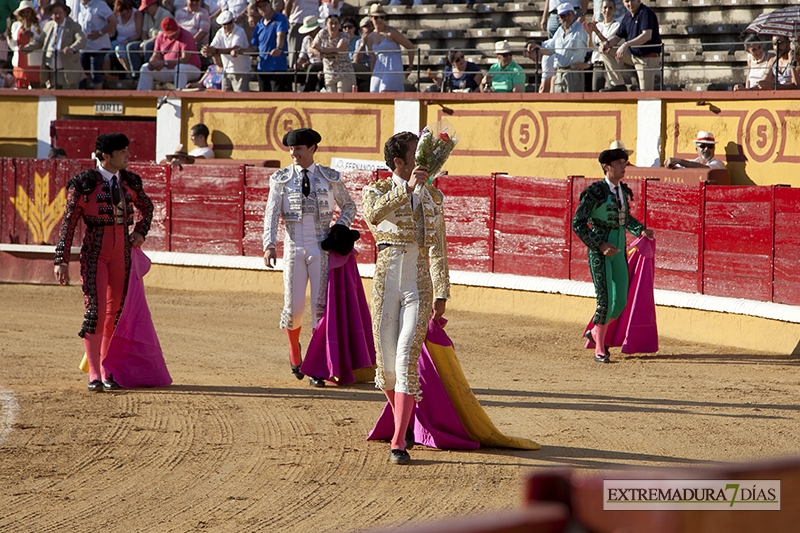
309, 377, 326, 387
88, 380, 104, 392
405, 424, 415, 450
102, 374, 120, 390
390, 449, 411, 465
291, 365, 305, 380
600, 84, 628, 92
594, 353, 610, 363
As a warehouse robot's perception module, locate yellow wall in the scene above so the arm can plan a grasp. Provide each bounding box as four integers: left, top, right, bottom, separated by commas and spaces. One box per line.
58, 97, 157, 118
422, 100, 638, 179
183, 99, 397, 164
0, 97, 39, 158
664, 99, 800, 186
145, 265, 800, 355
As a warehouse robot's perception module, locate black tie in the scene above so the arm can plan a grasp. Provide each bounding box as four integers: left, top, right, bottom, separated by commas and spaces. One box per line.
302, 169, 310, 197
111, 175, 121, 205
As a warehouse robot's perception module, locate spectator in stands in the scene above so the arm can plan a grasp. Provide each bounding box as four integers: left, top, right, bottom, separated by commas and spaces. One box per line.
188, 123, 215, 157
365, 3, 415, 93
733, 33, 775, 90
48, 146, 68, 159
176, 0, 211, 49
295, 14, 322, 91
664, 131, 726, 170
249, 0, 289, 91
584, 0, 621, 92
539, 0, 587, 92
23, 0, 86, 90
111, 0, 142, 75
350, 15, 371, 91
311, 14, 356, 92
127, 0, 171, 77
202, 10, 251, 91
136, 17, 202, 90
185, 58, 223, 88
528, 3, 589, 93
481, 40, 524, 93
283, 0, 318, 70
734, 34, 798, 91
429, 49, 482, 92
8, 0, 43, 89
597, 0, 661, 92
76, 0, 117, 90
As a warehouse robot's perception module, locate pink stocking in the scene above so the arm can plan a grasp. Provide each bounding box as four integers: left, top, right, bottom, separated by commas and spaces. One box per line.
390, 392, 415, 450
593, 323, 608, 357
286, 327, 302, 366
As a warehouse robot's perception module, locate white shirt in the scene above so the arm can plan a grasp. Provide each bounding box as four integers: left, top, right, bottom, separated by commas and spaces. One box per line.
590, 19, 621, 64
691, 156, 726, 170
210, 23, 251, 74
604, 177, 623, 205
76, 0, 113, 52
189, 146, 216, 159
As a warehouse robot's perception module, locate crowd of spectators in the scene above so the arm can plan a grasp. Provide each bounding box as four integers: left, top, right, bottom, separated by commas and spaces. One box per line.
0, 0, 797, 93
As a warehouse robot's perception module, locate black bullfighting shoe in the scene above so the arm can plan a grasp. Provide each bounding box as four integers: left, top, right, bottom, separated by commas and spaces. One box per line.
88, 380, 104, 392
291, 365, 305, 380
309, 377, 326, 387
390, 449, 411, 465
102, 374, 120, 390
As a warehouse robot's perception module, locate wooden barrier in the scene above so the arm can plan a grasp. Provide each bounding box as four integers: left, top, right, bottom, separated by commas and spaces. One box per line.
1, 157, 796, 307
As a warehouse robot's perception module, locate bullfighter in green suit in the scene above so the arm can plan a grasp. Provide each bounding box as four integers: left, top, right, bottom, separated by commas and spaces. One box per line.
572, 148, 653, 363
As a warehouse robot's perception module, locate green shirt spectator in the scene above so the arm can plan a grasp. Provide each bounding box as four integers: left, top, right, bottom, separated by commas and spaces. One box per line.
481, 40, 526, 93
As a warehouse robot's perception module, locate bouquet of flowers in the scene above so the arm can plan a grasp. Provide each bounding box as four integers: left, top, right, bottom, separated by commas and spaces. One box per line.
415, 119, 459, 184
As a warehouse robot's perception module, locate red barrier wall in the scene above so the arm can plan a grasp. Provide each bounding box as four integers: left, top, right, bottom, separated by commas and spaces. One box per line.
2, 157, 796, 307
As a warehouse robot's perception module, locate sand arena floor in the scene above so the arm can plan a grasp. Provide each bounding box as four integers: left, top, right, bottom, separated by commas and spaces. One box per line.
1, 283, 799, 532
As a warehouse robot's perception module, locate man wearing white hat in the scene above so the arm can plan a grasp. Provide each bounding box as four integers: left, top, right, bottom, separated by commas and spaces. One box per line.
295, 14, 322, 91
481, 40, 525, 93
527, 3, 589, 93
664, 131, 726, 170
202, 10, 251, 91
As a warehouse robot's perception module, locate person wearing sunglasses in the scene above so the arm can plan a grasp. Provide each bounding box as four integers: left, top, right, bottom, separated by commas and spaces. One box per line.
664, 131, 726, 170
734, 34, 799, 91
364, 3, 415, 92
481, 40, 525, 93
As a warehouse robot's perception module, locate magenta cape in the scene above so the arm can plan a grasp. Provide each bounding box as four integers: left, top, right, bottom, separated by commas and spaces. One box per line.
300, 251, 376, 384
584, 236, 659, 354
367, 319, 480, 450
103, 247, 172, 388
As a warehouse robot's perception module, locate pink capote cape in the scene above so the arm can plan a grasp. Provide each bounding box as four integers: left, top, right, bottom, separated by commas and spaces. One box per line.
367, 318, 480, 450
300, 250, 376, 384
584, 235, 659, 354
102, 247, 172, 388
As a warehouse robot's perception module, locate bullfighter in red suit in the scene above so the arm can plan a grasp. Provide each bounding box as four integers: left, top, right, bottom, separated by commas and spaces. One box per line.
54, 133, 154, 392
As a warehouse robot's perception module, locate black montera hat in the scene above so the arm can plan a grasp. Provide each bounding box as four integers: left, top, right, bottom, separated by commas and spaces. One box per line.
321, 224, 360, 256
598, 148, 629, 165
282, 128, 322, 147
96, 133, 130, 155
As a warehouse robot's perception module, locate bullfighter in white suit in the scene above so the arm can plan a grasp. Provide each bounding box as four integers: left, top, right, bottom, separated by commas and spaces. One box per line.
263, 127, 357, 386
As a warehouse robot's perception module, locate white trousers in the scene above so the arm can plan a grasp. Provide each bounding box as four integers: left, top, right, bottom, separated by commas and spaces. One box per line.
136, 63, 201, 90
375, 243, 432, 397
282, 214, 322, 330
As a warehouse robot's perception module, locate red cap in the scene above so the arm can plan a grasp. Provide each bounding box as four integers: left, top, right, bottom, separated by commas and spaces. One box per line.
161, 17, 179, 32
138, 0, 157, 11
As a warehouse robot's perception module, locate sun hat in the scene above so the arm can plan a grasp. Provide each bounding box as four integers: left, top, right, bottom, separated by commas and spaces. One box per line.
359, 15, 371, 28
495, 40, 513, 54
13, 0, 36, 17
216, 10, 235, 25
694, 131, 717, 144
556, 2, 575, 15
368, 3, 387, 17
45, 0, 71, 16
298, 15, 320, 34
610, 140, 634, 155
